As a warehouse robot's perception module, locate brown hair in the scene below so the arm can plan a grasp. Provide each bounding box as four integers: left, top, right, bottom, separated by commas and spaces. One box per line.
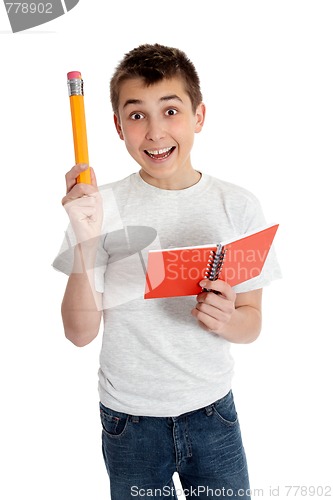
110, 43, 203, 116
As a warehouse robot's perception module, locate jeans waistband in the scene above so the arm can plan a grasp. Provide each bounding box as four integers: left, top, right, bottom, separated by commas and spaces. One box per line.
127, 391, 229, 422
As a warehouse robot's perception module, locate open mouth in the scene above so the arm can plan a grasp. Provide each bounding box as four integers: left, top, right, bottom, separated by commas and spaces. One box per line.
144, 146, 176, 160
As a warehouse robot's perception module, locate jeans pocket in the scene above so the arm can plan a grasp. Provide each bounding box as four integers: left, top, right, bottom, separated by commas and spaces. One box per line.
212, 390, 239, 427
99, 403, 129, 437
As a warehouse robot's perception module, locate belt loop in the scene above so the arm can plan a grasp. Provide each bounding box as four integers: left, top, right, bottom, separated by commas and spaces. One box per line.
131, 415, 139, 423
205, 404, 214, 416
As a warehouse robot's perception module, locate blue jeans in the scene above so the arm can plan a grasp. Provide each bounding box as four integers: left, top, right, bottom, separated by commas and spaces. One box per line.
100, 390, 251, 499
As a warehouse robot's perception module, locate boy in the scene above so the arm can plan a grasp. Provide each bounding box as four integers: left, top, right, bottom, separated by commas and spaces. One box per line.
54, 44, 280, 499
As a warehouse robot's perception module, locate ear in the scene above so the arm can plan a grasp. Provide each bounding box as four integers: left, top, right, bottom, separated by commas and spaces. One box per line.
194, 103, 206, 133
114, 113, 124, 140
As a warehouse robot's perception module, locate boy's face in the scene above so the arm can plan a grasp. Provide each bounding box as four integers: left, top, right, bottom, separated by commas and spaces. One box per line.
114, 76, 205, 189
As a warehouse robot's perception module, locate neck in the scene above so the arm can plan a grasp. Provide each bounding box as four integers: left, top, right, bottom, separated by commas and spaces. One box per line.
139, 168, 202, 190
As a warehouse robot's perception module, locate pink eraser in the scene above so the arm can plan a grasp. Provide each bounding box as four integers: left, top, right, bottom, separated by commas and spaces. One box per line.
67, 71, 82, 80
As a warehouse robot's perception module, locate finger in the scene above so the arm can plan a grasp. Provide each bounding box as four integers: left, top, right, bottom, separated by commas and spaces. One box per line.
62, 183, 99, 206
89, 167, 98, 188
196, 290, 222, 306
197, 295, 234, 319
65, 163, 89, 193
64, 195, 101, 219
191, 307, 220, 333
65, 194, 97, 208
193, 302, 225, 322
199, 279, 236, 302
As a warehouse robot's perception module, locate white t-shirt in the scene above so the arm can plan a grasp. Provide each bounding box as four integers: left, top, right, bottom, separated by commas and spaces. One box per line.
53, 172, 281, 417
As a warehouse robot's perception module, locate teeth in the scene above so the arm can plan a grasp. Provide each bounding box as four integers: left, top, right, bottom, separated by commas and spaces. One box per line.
146, 147, 172, 155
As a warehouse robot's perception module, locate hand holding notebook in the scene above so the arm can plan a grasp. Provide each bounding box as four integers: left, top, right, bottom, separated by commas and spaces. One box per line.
144, 224, 279, 299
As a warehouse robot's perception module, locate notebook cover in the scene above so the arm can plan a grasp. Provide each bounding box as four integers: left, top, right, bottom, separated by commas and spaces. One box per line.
144, 224, 278, 299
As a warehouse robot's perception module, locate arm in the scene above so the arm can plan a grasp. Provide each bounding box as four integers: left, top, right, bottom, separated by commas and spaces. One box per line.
61, 245, 103, 347
61, 164, 103, 347
191, 280, 262, 344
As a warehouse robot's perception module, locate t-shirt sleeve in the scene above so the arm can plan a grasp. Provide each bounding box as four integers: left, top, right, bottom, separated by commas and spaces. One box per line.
232, 193, 282, 294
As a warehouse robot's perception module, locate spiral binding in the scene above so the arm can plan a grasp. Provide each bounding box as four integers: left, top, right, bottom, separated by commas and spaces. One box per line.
204, 244, 227, 281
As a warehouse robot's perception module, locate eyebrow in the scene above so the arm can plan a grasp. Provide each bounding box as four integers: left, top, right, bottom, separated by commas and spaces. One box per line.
123, 94, 183, 109
160, 94, 183, 104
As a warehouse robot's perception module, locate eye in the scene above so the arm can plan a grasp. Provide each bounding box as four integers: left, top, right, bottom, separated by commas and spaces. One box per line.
130, 112, 144, 120
165, 108, 178, 116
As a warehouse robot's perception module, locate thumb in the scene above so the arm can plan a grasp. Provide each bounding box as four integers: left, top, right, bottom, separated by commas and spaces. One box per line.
89, 167, 98, 188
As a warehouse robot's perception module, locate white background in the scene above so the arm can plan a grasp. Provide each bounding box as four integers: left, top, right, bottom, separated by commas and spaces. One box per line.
1, 1, 332, 499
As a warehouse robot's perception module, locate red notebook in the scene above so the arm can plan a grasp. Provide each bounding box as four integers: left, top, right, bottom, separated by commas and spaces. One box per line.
144, 224, 279, 299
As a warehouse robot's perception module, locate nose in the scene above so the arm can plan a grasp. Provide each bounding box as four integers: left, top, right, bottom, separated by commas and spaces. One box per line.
145, 117, 166, 142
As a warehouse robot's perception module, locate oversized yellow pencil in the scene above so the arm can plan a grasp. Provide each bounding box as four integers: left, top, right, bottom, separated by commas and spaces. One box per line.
67, 71, 91, 184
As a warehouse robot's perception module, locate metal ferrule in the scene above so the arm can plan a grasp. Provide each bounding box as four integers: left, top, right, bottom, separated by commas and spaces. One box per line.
67, 78, 84, 96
